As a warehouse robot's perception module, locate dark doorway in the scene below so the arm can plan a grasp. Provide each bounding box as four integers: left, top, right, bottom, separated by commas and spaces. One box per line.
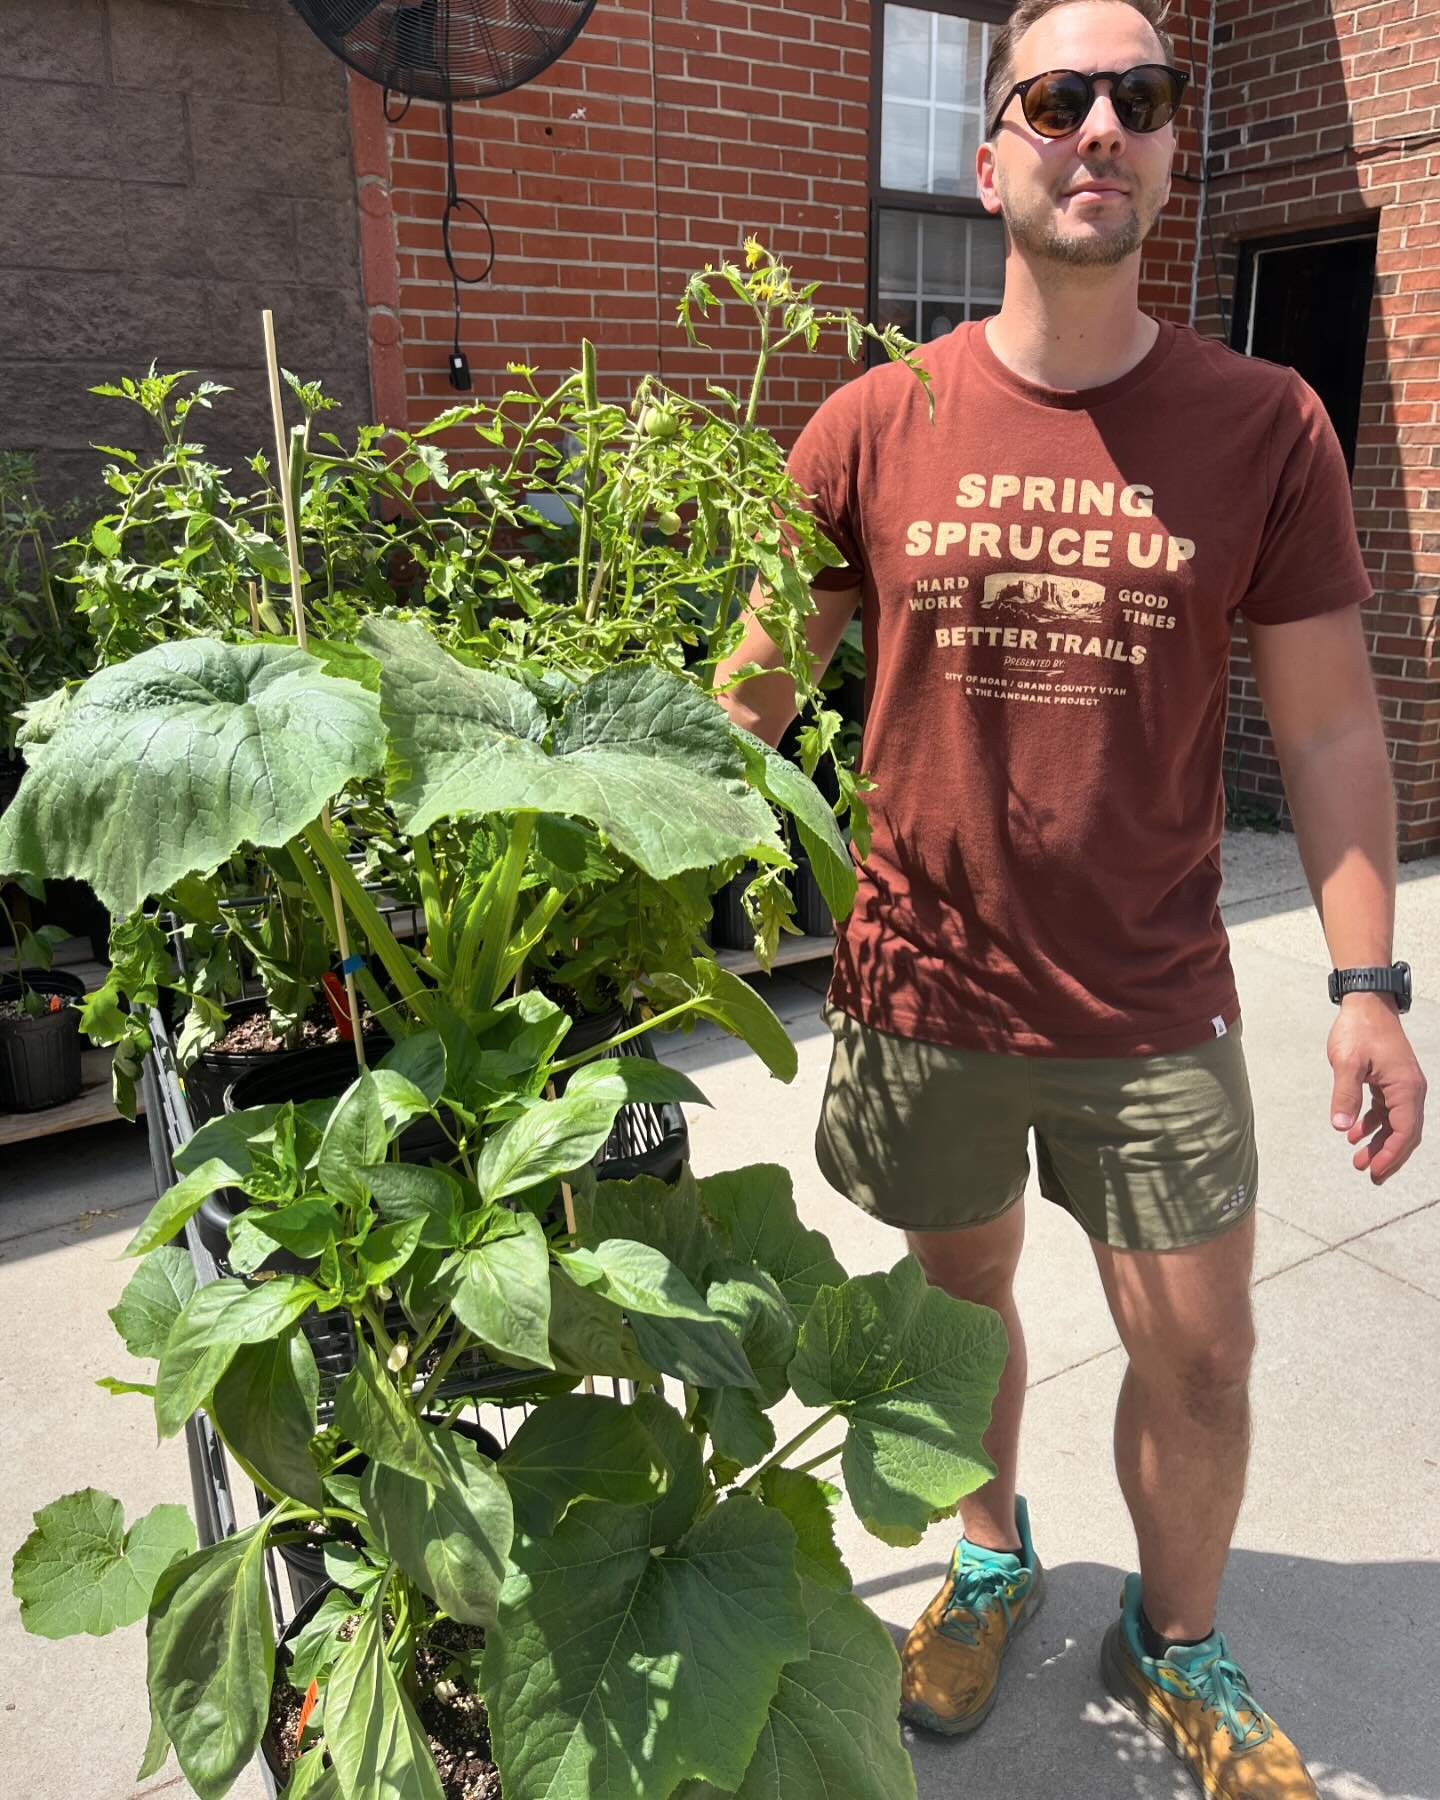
1231, 222, 1379, 474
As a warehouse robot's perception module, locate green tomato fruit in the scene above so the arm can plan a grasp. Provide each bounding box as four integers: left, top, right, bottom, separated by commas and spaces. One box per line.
655, 510, 683, 536
641, 405, 679, 440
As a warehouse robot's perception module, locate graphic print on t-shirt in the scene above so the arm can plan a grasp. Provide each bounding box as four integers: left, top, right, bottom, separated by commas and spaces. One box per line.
904, 468, 1196, 710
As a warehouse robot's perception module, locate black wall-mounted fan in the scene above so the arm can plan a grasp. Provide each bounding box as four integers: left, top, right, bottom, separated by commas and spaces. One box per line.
288, 1, 599, 386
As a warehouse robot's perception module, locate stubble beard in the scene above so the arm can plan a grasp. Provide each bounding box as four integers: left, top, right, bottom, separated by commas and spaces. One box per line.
996, 174, 1157, 267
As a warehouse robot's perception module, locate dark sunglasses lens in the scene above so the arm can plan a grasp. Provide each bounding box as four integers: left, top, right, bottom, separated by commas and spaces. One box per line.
1022, 71, 1092, 136
1114, 66, 1181, 131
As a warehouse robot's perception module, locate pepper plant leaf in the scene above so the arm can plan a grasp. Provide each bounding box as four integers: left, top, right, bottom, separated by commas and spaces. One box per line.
0, 639, 383, 917
559, 1055, 710, 1110
324, 1600, 445, 1800
363, 1163, 468, 1248
154, 1276, 322, 1438
146, 1524, 274, 1800
450, 1213, 554, 1368
788, 1257, 1007, 1546
360, 1423, 513, 1628
360, 617, 783, 876
12, 1489, 195, 1639
474, 1090, 624, 1203
332, 1337, 448, 1487
123, 1158, 235, 1258
484, 1494, 808, 1800
210, 1330, 323, 1509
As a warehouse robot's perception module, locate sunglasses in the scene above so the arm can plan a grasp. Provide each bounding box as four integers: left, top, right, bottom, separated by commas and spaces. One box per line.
987, 64, 1189, 141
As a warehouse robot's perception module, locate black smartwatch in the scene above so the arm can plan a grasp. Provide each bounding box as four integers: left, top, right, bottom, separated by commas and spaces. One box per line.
1328, 960, 1411, 1013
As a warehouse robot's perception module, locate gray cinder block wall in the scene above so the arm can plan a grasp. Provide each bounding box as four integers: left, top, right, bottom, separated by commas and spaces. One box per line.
0, 0, 374, 502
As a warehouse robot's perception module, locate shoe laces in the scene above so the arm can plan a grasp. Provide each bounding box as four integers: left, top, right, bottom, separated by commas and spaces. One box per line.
940, 1558, 1024, 1646
1178, 1644, 1272, 1750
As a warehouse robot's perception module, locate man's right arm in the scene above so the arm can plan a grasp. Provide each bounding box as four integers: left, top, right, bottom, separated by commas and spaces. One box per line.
712, 577, 862, 748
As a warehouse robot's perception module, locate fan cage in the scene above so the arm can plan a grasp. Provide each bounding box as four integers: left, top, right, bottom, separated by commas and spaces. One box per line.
289, 0, 601, 103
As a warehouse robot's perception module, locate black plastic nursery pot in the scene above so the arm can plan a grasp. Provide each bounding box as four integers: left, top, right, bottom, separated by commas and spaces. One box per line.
791, 854, 834, 939
0, 988, 82, 1111
262, 1414, 505, 1612
181, 996, 387, 1127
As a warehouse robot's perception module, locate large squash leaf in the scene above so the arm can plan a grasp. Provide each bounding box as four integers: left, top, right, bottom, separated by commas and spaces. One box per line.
484, 1494, 807, 1800
0, 639, 383, 917
788, 1258, 1007, 1547
13, 1490, 195, 1639
696, 1165, 848, 1313
680, 1579, 916, 1800
360, 617, 782, 877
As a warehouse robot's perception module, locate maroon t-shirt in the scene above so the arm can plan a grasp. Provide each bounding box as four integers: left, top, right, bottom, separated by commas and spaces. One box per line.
786, 318, 1372, 1056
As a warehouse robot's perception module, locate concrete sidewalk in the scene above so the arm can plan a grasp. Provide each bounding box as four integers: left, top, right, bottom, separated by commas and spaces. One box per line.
2, 827, 1436, 1798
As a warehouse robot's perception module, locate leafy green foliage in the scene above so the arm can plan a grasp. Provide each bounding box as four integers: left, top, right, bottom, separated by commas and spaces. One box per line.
12, 1491, 194, 1638
790, 1258, 1008, 1546
146, 1526, 275, 1800
0, 640, 383, 917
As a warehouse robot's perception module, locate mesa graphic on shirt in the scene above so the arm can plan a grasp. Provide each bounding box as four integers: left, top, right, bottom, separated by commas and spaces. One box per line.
904, 468, 1195, 707
782, 319, 1373, 1058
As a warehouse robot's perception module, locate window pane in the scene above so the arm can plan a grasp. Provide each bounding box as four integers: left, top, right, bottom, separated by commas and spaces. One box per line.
932, 109, 980, 198
883, 5, 932, 101
882, 6, 987, 199
881, 98, 930, 191
875, 209, 1008, 347
968, 221, 1006, 296
879, 211, 918, 291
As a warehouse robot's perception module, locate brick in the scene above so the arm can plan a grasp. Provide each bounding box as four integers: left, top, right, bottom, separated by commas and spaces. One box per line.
109, 0, 282, 103
0, 79, 190, 184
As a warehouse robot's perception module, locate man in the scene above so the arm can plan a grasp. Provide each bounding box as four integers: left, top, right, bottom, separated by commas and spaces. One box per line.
714, 0, 1427, 1793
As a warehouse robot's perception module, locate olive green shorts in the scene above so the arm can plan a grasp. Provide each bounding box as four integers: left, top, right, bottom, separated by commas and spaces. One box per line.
815, 1003, 1258, 1252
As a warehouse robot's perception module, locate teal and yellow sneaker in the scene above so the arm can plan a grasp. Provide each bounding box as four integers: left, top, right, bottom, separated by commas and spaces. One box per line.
900, 1495, 1046, 1736
1100, 1573, 1318, 1797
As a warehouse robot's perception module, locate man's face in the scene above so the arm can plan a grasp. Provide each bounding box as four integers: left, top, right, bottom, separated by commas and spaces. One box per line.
978, 2, 1177, 269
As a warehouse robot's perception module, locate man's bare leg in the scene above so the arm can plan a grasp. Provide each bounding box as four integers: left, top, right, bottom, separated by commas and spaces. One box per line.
1090, 1212, 1257, 1640
906, 1197, 1028, 1551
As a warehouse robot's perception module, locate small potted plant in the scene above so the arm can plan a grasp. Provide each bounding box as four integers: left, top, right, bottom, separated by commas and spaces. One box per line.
0, 884, 83, 1110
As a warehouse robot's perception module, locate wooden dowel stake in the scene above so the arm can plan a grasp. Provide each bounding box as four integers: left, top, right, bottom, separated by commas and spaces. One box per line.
261, 308, 366, 1071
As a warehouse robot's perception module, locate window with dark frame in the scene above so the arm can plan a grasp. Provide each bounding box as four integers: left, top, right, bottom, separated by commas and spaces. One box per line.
868, 0, 1012, 365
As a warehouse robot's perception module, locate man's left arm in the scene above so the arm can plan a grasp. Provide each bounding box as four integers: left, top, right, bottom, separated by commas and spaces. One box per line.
1244, 604, 1427, 1184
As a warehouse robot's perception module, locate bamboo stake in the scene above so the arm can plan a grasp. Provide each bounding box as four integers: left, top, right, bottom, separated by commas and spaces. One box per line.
261, 309, 366, 1071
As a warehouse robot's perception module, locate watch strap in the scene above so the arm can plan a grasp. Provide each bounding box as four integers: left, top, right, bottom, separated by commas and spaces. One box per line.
1328, 962, 1411, 1011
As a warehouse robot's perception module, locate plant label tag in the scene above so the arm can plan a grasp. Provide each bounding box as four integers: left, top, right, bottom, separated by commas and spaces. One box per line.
1212, 1014, 1228, 1037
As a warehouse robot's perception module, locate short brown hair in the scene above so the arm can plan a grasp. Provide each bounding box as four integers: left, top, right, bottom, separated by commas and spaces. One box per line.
983, 0, 1179, 138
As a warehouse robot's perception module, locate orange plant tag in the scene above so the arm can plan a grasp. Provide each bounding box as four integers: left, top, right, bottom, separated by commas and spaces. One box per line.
295, 1677, 319, 1751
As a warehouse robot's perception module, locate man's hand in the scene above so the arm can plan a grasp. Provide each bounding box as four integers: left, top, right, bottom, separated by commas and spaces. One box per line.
1328, 993, 1427, 1184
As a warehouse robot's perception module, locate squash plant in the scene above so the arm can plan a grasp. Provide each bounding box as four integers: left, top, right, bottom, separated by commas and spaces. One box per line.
14, 1074, 1006, 1800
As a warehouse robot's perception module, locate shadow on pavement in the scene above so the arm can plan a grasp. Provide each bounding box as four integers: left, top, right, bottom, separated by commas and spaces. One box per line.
870, 1550, 1436, 1799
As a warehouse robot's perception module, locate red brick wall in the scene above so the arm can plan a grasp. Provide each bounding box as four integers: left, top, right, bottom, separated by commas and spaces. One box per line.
1192, 0, 1440, 857
359, 0, 872, 446
355, 0, 1437, 853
